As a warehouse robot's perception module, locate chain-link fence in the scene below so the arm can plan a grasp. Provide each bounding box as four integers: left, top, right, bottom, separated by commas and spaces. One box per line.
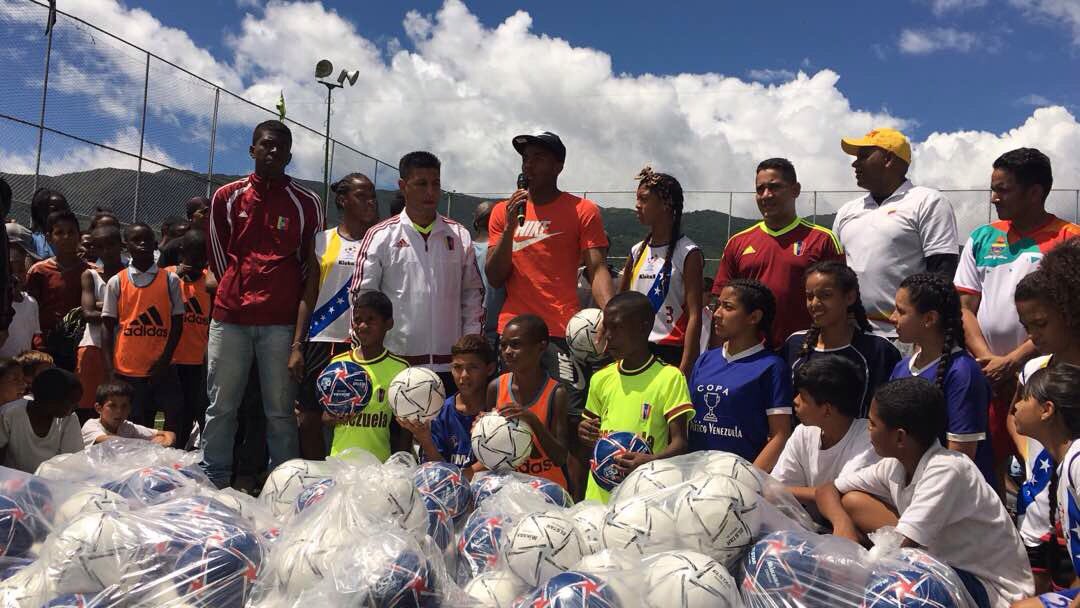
0, 0, 400, 230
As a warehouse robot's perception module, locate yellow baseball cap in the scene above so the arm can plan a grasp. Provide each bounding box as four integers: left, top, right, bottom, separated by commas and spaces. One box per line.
841, 128, 911, 164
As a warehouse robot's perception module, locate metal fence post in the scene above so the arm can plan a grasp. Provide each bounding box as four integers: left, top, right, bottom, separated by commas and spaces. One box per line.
727, 192, 733, 242
205, 88, 220, 198
812, 191, 818, 225
32, 15, 56, 195
132, 53, 150, 222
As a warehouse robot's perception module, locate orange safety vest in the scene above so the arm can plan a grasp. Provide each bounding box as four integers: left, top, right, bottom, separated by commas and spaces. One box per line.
168, 267, 210, 365
495, 373, 569, 489
114, 269, 173, 377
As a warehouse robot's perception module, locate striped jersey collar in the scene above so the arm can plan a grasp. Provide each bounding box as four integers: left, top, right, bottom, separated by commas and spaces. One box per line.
618, 355, 659, 376
723, 341, 766, 363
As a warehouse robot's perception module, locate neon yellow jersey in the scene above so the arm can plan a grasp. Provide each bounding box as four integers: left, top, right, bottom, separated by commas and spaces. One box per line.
328, 348, 410, 462
583, 356, 694, 503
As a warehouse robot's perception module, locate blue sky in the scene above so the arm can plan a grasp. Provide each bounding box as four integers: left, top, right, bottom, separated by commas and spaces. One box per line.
133, 0, 1078, 140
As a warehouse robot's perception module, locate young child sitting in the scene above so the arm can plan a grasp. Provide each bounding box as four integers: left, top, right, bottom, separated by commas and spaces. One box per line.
81, 381, 175, 447
407, 334, 496, 473
578, 291, 694, 503
15, 350, 54, 389
816, 377, 1033, 608
770, 355, 879, 514
0, 367, 83, 473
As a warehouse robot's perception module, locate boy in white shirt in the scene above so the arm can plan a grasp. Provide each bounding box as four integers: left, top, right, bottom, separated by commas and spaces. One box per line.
81, 381, 175, 448
0, 367, 83, 473
772, 355, 878, 513
817, 377, 1033, 608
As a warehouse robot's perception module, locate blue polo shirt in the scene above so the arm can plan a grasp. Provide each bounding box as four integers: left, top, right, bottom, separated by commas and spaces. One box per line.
687, 343, 793, 461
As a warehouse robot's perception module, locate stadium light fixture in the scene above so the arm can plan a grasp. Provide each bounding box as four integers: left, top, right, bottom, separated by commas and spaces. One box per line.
314, 59, 358, 213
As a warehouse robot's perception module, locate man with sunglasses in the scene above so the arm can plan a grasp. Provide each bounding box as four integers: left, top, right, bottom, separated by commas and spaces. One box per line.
834, 128, 959, 339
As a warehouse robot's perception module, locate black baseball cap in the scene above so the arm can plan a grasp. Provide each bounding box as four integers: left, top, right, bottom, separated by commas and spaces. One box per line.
512, 131, 566, 162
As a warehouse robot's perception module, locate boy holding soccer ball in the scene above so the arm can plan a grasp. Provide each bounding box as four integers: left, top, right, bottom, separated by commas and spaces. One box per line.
323, 291, 411, 461
578, 291, 693, 503
816, 377, 1032, 608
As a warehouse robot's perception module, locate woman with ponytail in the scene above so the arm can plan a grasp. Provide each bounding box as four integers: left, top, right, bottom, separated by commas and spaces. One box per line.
889, 272, 995, 486
619, 167, 704, 376
783, 261, 900, 418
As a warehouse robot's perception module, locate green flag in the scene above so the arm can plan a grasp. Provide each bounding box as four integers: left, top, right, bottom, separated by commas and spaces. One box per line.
276, 90, 286, 120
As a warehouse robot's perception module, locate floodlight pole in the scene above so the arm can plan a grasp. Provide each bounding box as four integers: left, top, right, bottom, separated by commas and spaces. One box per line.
319, 80, 343, 213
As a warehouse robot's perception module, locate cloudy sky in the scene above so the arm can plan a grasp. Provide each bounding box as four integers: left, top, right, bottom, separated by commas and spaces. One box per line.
1, 0, 1079, 230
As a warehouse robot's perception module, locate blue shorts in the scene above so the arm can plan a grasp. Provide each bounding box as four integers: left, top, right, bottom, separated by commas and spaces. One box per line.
1039, 587, 1080, 608
953, 568, 991, 608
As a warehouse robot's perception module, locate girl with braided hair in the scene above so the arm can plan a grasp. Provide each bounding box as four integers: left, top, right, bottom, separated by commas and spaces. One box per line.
619, 166, 704, 376
783, 261, 900, 418
889, 272, 995, 486
687, 278, 793, 470
1010, 363, 1080, 608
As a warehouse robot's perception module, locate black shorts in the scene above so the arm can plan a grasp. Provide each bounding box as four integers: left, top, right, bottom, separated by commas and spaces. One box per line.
297, 341, 352, 413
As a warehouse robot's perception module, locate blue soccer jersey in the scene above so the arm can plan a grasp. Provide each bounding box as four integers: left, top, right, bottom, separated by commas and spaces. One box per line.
890, 350, 994, 485
429, 396, 480, 468
687, 343, 793, 461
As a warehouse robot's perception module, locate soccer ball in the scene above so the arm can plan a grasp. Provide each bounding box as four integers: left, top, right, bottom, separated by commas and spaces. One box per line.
536, 571, 621, 608
0, 557, 31, 581
672, 477, 759, 567
272, 526, 356, 595
697, 451, 762, 495
863, 568, 956, 608
107, 466, 189, 505
413, 461, 472, 522
174, 524, 263, 606
566, 308, 605, 364
2, 477, 54, 527
463, 570, 526, 608
503, 512, 586, 587
378, 476, 430, 534
317, 360, 374, 418
0, 495, 38, 558
644, 550, 740, 608
525, 476, 574, 508
458, 511, 507, 579
294, 478, 337, 514
590, 432, 651, 492
600, 498, 678, 556
611, 459, 686, 503
570, 504, 608, 554
421, 496, 453, 551
55, 488, 129, 528
48, 511, 139, 594
259, 459, 333, 518
471, 474, 511, 507
364, 549, 438, 608
742, 530, 820, 602
388, 367, 446, 423
573, 549, 639, 575
471, 413, 533, 472
41, 593, 109, 608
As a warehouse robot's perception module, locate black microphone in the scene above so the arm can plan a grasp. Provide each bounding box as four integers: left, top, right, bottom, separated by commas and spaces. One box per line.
516, 173, 528, 227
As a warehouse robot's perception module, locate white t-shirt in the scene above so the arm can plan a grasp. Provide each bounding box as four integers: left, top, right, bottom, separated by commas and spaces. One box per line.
627, 236, 701, 346
835, 441, 1033, 608
771, 419, 879, 487
0, 294, 40, 358
101, 264, 184, 318
833, 181, 959, 337
78, 270, 107, 349
0, 400, 83, 474
80, 417, 158, 447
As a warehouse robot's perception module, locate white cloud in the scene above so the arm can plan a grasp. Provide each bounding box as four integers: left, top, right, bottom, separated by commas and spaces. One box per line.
746, 68, 797, 83
927, 0, 988, 15
898, 27, 986, 54
1009, 0, 1080, 44
1017, 93, 1055, 106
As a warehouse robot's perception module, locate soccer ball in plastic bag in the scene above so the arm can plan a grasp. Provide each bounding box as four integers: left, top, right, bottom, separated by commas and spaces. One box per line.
48, 511, 139, 594
0, 495, 41, 558
518, 570, 620, 608
413, 462, 472, 522
471, 413, 533, 472
421, 496, 453, 551
55, 488, 128, 528
742, 530, 820, 603
525, 476, 574, 508
173, 524, 263, 606
600, 498, 677, 556
2, 477, 54, 530
570, 503, 607, 555
104, 466, 189, 505
566, 308, 605, 364
612, 459, 686, 502
458, 512, 507, 579
863, 568, 957, 608
697, 451, 762, 495
318, 360, 374, 418
363, 548, 438, 608
388, 367, 445, 423
672, 477, 759, 567
503, 512, 586, 586
471, 474, 510, 507
295, 478, 337, 514
590, 432, 650, 492
260, 458, 333, 519
644, 550, 740, 608
463, 569, 525, 608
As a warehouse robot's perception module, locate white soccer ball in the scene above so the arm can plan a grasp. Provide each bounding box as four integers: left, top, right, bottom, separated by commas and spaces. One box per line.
377, 476, 429, 534
463, 570, 526, 608
672, 477, 759, 567
566, 308, 605, 364
54, 487, 129, 528
502, 512, 586, 587
612, 459, 687, 503
570, 503, 608, 554
45, 511, 139, 594
272, 526, 355, 595
0, 567, 48, 607
600, 498, 678, 556
388, 367, 446, 423
259, 459, 334, 518
644, 550, 741, 608
573, 549, 640, 574
697, 451, 762, 495
471, 413, 534, 472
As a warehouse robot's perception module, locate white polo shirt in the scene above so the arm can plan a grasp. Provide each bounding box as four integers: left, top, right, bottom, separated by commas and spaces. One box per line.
835, 441, 1033, 608
771, 418, 879, 488
834, 181, 959, 337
